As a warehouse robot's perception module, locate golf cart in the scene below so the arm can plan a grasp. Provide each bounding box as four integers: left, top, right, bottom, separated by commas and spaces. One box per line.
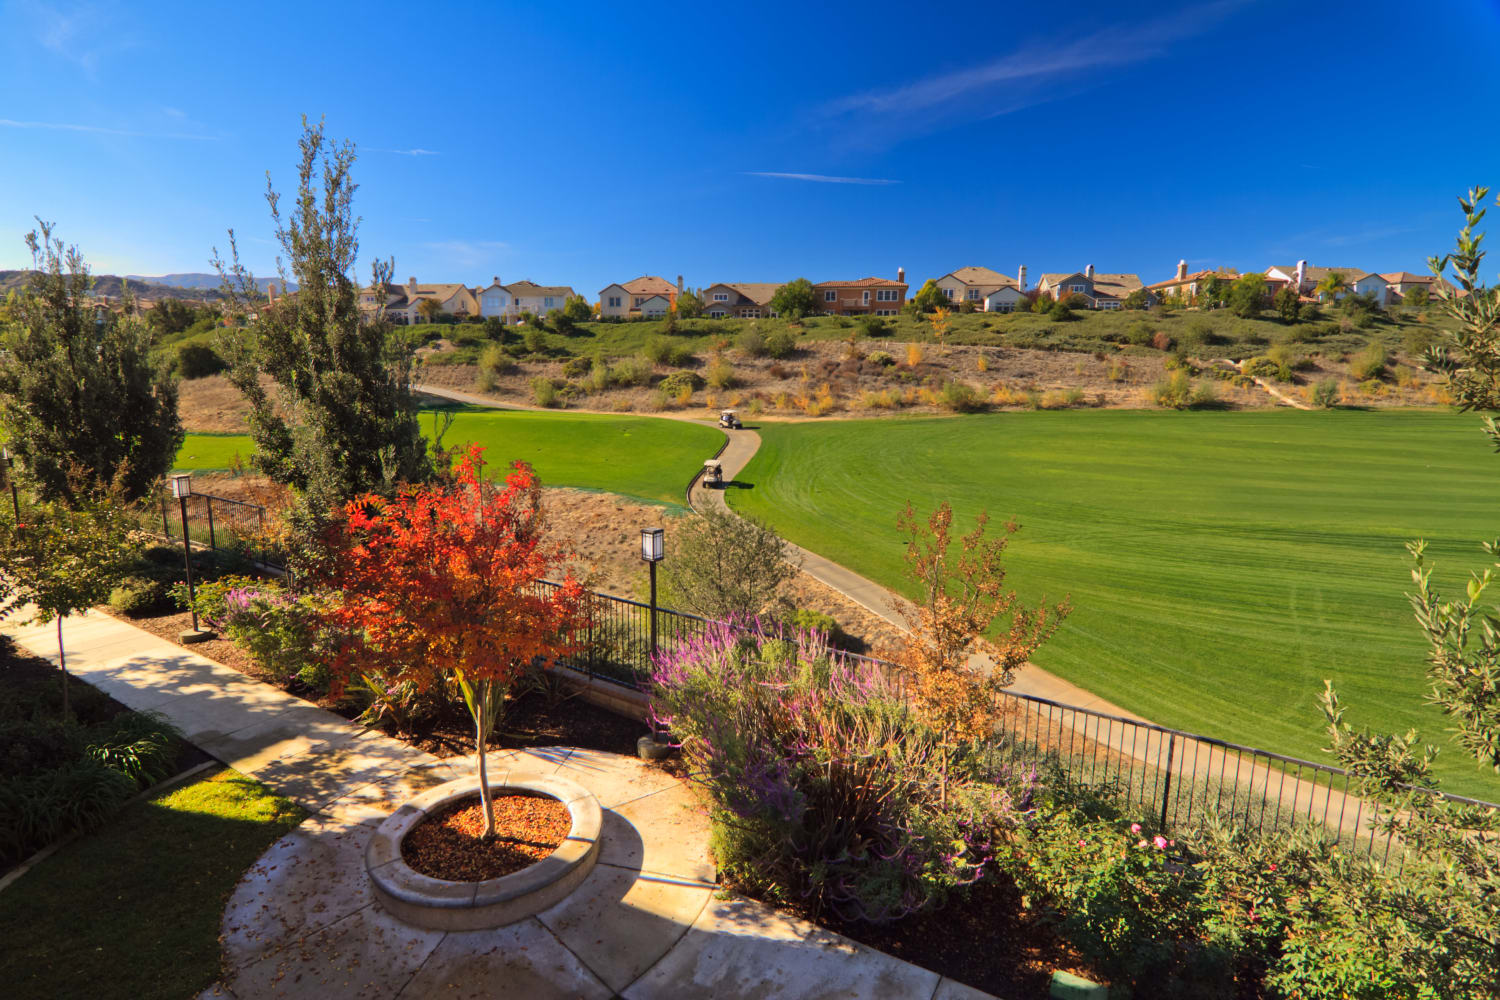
701, 458, 724, 488
718, 409, 742, 430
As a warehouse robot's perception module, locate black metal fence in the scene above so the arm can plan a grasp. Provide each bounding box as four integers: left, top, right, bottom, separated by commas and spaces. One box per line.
153, 492, 285, 571
537, 586, 1499, 862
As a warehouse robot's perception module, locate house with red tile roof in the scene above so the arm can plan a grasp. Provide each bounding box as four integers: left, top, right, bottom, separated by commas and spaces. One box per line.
598, 275, 681, 319
814, 270, 908, 315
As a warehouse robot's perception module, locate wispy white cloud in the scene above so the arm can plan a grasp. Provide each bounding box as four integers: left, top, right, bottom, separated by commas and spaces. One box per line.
369, 147, 441, 156
743, 171, 899, 186
420, 240, 513, 267
162, 106, 186, 119
817, 1, 1248, 146
20, 0, 141, 74
0, 118, 219, 141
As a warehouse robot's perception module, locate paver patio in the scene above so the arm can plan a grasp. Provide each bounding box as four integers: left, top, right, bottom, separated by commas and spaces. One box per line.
4, 610, 1005, 999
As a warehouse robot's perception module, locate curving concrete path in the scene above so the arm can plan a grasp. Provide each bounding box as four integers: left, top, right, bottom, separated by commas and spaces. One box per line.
2, 610, 1001, 1000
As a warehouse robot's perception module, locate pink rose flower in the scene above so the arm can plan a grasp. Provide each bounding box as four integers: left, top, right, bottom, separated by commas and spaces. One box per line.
1078, 840, 1086, 848
1129, 823, 1142, 833
1137, 839, 1148, 848
1153, 835, 1168, 850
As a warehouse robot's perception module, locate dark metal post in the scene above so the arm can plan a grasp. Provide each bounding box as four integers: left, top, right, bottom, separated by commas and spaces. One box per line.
160, 496, 169, 537
648, 559, 658, 661
206, 497, 216, 550
4, 463, 18, 521
1160, 732, 1176, 830
179, 494, 199, 632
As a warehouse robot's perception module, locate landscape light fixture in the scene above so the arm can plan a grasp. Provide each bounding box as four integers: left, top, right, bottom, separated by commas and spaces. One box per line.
641, 528, 665, 658
2, 446, 17, 521
169, 474, 213, 643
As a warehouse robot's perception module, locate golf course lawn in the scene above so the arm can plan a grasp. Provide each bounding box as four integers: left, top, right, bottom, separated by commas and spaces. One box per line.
174, 407, 724, 506
729, 408, 1500, 800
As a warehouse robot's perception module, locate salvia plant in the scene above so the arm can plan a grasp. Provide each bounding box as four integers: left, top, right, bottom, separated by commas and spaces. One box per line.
651, 620, 1034, 923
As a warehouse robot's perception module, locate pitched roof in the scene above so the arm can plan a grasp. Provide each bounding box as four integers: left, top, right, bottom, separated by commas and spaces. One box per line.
1380, 271, 1436, 284
621, 275, 677, 296
942, 266, 1016, 288
506, 280, 575, 298
1147, 268, 1240, 291
813, 277, 907, 288
1271, 265, 1371, 284
723, 282, 784, 305
406, 282, 471, 302
1037, 273, 1081, 286
1089, 274, 1145, 299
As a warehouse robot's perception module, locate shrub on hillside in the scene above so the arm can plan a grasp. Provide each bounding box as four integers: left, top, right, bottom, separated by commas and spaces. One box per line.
867, 350, 895, 367
737, 328, 767, 357
176, 343, 227, 379
938, 380, 986, 412
764, 329, 796, 358
1348, 344, 1388, 381
1152, 370, 1216, 409
643, 336, 695, 367
706, 357, 736, 390
1311, 378, 1341, 408
531, 376, 559, 407
657, 370, 703, 396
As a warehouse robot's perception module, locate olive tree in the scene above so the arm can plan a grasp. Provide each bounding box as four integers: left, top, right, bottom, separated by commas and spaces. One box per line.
662, 506, 800, 621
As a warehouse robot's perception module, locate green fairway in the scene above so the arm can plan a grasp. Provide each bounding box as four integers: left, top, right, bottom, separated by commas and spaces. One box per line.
175, 407, 723, 505
729, 409, 1500, 800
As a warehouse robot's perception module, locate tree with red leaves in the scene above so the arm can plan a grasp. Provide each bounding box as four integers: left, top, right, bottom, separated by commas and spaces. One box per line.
318, 444, 586, 836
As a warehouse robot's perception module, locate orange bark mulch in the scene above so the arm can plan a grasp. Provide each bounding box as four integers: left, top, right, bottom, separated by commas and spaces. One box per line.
401, 793, 571, 882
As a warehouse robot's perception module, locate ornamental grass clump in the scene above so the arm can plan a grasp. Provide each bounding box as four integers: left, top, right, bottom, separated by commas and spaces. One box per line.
651, 621, 1032, 924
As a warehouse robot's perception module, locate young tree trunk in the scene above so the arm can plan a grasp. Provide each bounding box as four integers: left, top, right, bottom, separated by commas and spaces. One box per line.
57, 617, 68, 719
473, 679, 496, 838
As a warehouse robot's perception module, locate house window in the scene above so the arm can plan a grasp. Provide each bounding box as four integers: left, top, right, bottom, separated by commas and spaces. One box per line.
713, 292, 728, 301
741, 308, 760, 319
861, 290, 870, 305
608, 296, 622, 308
943, 287, 954, 299
1069, 283, 1086, 293
634, 297, 644, 307
544, 297, 555, 309
824, 290, 837, 302
992, 303, 1014, 313
876, 289, 899, 302
966, 288, 981, 301
875, 309, 896, 316
708, 309, 726, 318
1099, 301, 1120, 310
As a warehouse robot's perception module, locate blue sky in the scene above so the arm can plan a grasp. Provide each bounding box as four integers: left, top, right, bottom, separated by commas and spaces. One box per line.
2, 0, 1497, 294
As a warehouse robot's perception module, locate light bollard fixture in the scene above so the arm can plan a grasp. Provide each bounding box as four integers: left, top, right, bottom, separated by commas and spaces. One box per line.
171, 474, 214, 643
640, 527, 665, 659
2, 446, 18, 521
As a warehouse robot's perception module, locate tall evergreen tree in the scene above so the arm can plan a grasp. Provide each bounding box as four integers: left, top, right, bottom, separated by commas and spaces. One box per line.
215, 118, 429, 524
0, 222, 182, 503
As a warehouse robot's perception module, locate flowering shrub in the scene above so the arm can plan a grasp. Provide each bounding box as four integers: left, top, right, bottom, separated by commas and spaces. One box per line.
651, 622, 1032, 923
177, 574, 327, 689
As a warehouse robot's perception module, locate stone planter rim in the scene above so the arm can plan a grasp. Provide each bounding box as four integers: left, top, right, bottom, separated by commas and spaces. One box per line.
365, 770, 601, 930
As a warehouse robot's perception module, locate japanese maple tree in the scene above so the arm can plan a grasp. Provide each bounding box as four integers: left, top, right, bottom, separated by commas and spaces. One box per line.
318, 444, 586, 836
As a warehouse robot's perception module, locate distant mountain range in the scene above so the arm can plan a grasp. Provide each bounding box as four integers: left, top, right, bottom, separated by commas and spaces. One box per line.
127, 272, 296, 293
0, 270, 294, 300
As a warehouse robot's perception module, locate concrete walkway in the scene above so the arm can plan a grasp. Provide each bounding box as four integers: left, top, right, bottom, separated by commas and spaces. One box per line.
4, 611, 1002, 1000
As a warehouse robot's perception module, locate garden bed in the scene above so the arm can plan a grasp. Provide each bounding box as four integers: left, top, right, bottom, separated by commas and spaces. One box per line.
403, 792, 572, 881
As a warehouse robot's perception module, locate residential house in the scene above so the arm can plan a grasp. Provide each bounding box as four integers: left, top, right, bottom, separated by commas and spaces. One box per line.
1264, 262, 1379, 302
361, 276, 478, 325
701, 282, 784, 319
1148, 260, 1241, 302
598, 275, 681, 319
636, 295, 672, 318
813, 268, 908, 316
507, 280, 576, 317
1035, 266, 1147, 310
1380, 271, 1443, 304
935, 266, 1025, 312
475, 278, 577, 320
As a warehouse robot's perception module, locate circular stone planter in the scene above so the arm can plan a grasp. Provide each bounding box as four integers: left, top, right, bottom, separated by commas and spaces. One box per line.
365, 772, 601, 931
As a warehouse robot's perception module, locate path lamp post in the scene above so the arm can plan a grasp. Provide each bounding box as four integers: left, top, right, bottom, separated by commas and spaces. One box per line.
170, 474, 213, 643
641, 527, 664, 660
2, 446, 18, 521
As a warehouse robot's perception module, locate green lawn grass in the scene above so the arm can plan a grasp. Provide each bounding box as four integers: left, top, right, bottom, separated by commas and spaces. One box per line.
0, 767, 304, 1000
174, 407, 723, 506
728, 408, 1500, 800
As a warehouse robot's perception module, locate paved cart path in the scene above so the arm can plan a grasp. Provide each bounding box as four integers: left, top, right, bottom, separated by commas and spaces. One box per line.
3, 610, 1004, 1000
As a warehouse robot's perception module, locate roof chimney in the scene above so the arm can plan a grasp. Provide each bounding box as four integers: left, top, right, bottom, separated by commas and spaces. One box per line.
1085, 264, 1095, 279
408, 276, 417, 289
1294, 260, 1307, 288
493, 275, 500, 285
897, 266, 905, 284
1176, 259, 1187, 282
267, 282, 277, 304
1017, 265, 1028, 291
677, 274, 684, 293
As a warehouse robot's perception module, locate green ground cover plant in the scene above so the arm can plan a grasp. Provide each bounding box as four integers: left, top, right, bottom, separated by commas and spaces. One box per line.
0, 767, 304, 1000
174, 406, 723, 505
729, 409, 1500, 798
